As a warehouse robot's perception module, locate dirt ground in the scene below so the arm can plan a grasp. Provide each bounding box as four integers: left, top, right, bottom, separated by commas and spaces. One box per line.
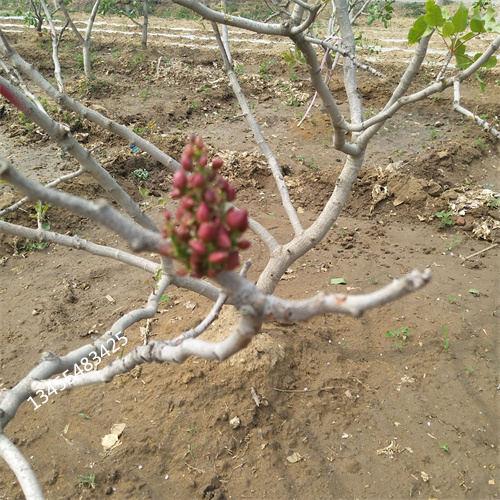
0, 6, 499, 500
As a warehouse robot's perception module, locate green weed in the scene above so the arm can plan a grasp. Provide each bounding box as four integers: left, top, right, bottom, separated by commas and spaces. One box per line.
132, 169, 149, 180
77, 473, 95, 489
435, 211, 455, 229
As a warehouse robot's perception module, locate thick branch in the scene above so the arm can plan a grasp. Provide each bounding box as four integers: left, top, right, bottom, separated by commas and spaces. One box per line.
0, 434, 44, 500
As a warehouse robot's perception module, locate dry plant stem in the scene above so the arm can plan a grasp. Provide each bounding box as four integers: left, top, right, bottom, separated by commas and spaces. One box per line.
30, 268, 431, 395
0, 434, 44, 500
0, 219, 158, 272
0, 30, 181, 173
463, 243, 498, 260
39, 0, 65, 92
453, 81, 500, 139
0, 167, 84, 217
0, 77, 157, 231
211, 22, 302, 236
0, 157, 162, 253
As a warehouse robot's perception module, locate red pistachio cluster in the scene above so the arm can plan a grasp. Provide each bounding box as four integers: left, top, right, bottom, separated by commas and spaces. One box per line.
160, 136, 250, 278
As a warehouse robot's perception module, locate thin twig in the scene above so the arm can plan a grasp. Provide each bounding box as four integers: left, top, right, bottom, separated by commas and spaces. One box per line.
463, 243, 498, 261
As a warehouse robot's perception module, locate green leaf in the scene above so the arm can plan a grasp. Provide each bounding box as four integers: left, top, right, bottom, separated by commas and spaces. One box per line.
459, 32, 476, 43
330, 278, 346, 285
483, 6, 500, 32
468, 288, 480, 296
425, 3, 445, 27
474, 52, 497, 69
408, 16, 433, 44
454, 45, 472, 69
475, 71, 487, 92
470, 9, 486, 33
424, 0, 436, 12
0, 180, 7, 185
452, 2, 469, 32
41, 222, 50, 231
442, 21, 456, 38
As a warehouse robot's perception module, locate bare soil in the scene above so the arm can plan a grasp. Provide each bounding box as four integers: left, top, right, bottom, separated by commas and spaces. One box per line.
0, 8, 499, 500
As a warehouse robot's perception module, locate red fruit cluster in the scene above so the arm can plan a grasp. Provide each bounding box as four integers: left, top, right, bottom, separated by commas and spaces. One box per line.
160, 136, 250, 278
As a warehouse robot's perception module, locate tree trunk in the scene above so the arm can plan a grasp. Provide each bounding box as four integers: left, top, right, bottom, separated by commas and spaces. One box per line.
82, 40, 92, 80
141, 0, 148, 49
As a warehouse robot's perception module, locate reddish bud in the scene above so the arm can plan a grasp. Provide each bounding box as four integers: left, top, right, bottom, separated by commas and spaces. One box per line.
198, 222, 217, 242
181, 197, 195, 211
237, 240, 251, 250
187, 173, 205, 189
181, 155, 193, 172
173, 170, 187, 190
216, 229, 231, 250
226, 251, 240, 270
175, 225, 190, 242
226, 184, 236, 202
189, 135, 196, 144
218, 178, 229, 192
212, 157, 223, 170
196, 202, 211, 223
209, 251, 228, 264
158, 243, 173, 256
203, 189, 216, 204
226, 209, 248, 232
176, 268, 187, 276
195, 137, 204, 150
198, 155, 208, 167
189, 239, 207, 255
185, 143, 195, 156
175, 205, 185, 221
206, 268, 219, 278
181, 213, 194, 226
170, 188, 182, 199
163, 209, 172, 220
189, 254, 202, 271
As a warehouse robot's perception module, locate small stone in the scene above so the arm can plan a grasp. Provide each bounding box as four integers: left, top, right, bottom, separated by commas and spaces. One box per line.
229, 416, 241, 429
